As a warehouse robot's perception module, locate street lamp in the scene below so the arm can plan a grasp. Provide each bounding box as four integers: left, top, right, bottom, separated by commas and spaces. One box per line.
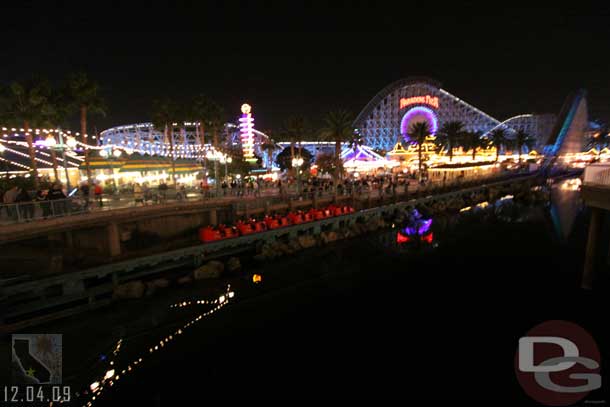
225, 156, 232, 180
292, 156, 304, 195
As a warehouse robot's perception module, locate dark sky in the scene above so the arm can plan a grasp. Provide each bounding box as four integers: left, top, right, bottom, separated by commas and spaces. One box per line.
1, 2, 609, 132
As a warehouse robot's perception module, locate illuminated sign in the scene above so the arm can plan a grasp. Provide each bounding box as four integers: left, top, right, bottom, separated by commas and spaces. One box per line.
239, 103, 256, 162
399, 95, 439, 109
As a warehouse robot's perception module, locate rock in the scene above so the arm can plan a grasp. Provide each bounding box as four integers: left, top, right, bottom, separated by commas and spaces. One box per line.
226, 257, 242, 273
289, 239, 302, 252
151, 278, 170, 289
145, 282, 157, 297
207, 260, 224, 273
194, 263, 222, 280
177, 275, 193, 285
321, 231, 339, 244
298, 235, 316, 249
277, 242, 294, 255
113, 281, 145, 299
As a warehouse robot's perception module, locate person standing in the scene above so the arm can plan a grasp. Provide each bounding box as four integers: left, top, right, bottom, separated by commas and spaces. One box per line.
48, 182, 67, 216
80, 182, 90, 211
133, 183, 144, 206
14, 187, 33, 220
35, 189, 50, 219
94, 182, 103, 207
3, 185, 18, 220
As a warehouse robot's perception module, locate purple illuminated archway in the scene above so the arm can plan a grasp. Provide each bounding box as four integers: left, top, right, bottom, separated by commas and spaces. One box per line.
400, 106, 438, 142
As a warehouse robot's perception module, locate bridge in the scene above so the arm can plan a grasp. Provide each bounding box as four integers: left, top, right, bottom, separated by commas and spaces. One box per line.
581, 162, 610, 289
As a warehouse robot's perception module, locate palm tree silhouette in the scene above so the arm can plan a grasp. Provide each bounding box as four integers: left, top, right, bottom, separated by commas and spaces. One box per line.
407, 121, 431, 182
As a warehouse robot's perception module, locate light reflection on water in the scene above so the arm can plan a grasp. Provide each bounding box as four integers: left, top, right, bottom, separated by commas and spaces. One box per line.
375, 181, 584, 254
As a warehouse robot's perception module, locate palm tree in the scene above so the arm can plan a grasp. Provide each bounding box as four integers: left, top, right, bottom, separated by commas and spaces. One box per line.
152, 99, 180, 187
407, 121, 431, 182
488, 128, 507, 162
191, 94, 215, 146
65, 72, 106, 184
461, 130, 487, 161
321, 110, 354, 181
261, 140, 277, 169
205, 102, 225, 191
279, 116, 307, 161
0, 77, 56, 189
515, 129, 535, 163
435, 121, 465, 162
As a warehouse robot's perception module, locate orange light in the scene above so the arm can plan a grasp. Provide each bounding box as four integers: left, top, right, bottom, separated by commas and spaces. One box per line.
252, 274, 262, 283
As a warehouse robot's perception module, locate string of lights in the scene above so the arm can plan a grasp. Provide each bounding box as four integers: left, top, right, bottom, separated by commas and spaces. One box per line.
76, 286, 235, 407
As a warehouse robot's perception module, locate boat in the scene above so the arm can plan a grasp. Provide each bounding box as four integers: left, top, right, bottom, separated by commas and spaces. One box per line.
396, 208, 433, 244
199, 204, 356, 243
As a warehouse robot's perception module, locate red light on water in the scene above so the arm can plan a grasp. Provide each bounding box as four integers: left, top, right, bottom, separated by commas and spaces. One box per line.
396, 233, 410, 243
421, 232, 434, 244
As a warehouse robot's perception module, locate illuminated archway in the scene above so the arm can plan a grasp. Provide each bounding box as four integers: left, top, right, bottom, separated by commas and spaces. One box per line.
400, 106, 438, 142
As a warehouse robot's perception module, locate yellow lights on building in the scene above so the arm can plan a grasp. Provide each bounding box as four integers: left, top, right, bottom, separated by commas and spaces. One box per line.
252, 274, 262, 283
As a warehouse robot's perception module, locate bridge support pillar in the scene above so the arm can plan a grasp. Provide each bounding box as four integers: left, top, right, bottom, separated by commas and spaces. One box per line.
106, 222, 122, 257
64, 231, 74, 250
209, 209, 218, 226
582, 208, 603, 289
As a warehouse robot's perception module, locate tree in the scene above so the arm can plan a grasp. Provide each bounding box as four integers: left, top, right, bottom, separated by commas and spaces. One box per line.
274, 147, 313, 171
320, 110, 354, 180
461, 130, 487, 161
407, 121, 431, 182
315, 152, 343, 176
152, 99, 180, 186
261, 139, 278, 169
205, 102, 225, 192
191, 94, 215, 146
278, 116, 306, 160
0, 77, 56, 189
435, 121, 465, 162
488, 128, 507, 162
514, 129, 535, 163
65, 72, 106, 184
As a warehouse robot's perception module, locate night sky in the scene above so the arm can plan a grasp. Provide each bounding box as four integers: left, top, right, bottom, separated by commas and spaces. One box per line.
1, 2, 609, 132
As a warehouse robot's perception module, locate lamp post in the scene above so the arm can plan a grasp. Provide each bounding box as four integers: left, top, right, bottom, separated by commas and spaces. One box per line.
225, 156, 232, 181
292, 156, 304, 196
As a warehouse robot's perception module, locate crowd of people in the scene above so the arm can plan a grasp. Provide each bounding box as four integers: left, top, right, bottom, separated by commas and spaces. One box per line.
0, 170, 425, 223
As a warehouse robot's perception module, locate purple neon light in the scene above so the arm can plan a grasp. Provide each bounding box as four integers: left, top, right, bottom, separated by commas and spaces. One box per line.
400, 106, 438, 141
402, 218, 432, 236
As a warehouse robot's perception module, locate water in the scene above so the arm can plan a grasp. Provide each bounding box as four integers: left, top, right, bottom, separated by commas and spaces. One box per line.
69, 182, 610, 405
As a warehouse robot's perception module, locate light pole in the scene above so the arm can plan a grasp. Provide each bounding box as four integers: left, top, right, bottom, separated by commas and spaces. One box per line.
292, 156, 304, 196
225, 156, 232, 181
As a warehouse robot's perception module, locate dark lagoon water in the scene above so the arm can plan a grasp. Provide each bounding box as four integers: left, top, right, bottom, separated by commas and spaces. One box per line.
40, 181, 610, 406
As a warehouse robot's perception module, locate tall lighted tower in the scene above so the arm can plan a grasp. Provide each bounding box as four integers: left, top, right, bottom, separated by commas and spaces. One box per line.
239, 103, 256, 162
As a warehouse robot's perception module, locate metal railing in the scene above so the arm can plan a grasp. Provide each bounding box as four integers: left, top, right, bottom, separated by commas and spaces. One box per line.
0, 197, 90, 224
0, 170, 538, 225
